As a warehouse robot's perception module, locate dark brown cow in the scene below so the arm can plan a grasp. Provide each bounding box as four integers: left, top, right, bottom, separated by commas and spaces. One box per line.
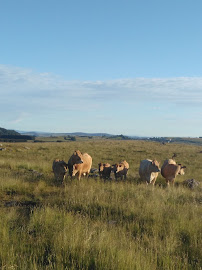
52, 159, 68, 182
98, 163, 112, 179
112, 160, 129, 180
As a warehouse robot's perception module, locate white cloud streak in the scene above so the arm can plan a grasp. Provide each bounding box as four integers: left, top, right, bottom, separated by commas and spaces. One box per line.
1, 64, 202, 108
0, 64, 202, 135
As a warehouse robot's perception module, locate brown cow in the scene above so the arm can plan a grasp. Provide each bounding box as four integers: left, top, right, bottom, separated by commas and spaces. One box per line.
68, 150, 84, 177
52, 159, 68, 182
112, 160, 129, 180
161, 159, 186, 185
139, 159, 161, 185
71, 152, 92, 180
98, 163, 112, 179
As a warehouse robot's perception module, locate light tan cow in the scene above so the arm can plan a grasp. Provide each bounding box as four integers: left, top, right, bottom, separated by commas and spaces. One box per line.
98, 163, 112, 179
71, 152, 92, 180
139, 159, 160, 185
112, 160, 129, 180
161, 159, 186, 185
52, 159, 68, 182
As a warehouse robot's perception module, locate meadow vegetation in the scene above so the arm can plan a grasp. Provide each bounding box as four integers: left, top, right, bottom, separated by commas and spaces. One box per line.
0, 139, 201, 269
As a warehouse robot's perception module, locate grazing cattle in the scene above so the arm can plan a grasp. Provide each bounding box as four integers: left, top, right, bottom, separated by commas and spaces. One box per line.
98, 163, 112, 179
139, 159, 160, 185
52, 159, 68, 182
68, 150, 84, 176
71, 152, 92, 180
161, 159, 186, 185
112, 160, 129, 180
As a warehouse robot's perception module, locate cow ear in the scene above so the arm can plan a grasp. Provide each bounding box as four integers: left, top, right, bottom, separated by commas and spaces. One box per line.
178, 164, 182, 166
182, 166, 186, 169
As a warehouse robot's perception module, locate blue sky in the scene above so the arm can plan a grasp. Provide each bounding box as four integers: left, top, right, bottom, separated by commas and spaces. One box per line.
0, 0, 202, 136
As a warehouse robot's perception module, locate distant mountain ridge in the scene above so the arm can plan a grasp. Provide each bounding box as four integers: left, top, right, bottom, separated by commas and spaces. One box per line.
0, 127, 34, 142
0, 127, 20, 136
18, 130, 114, 137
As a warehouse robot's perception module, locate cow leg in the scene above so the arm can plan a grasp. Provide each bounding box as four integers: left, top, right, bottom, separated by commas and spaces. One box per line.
151, 177, 157, 186
170, 178, 175, 186
166, 178, 170, 186
78, 172, 82, 181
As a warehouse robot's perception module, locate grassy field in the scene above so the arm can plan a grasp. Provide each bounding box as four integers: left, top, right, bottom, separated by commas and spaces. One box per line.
0, 139, 201, 269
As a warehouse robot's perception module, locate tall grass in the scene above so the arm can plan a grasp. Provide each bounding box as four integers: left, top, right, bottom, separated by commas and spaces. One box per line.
0, 140, 201, 269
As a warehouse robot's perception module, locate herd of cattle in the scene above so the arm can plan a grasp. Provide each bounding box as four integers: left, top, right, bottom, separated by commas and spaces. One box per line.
52, 150, 187, 186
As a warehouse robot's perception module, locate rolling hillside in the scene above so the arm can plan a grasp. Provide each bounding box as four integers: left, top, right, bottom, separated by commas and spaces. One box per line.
0, 127, 20, 136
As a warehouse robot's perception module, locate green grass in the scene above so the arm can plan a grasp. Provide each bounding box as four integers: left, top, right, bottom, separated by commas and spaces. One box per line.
0, 140, 201, 269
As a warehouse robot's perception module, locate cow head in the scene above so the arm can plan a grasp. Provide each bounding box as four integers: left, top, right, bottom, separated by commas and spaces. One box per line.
178, 164, 186, 175
73, 150, 84, 164
151, 160, 161, 172
113, 163, 124, 173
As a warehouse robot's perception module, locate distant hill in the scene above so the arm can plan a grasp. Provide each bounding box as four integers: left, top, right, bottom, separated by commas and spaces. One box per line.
0, 127, 20, 136
4, 128, 202, 145
18, 131, 114, 137
0, 127, 34, 142
148, 136, 202, 146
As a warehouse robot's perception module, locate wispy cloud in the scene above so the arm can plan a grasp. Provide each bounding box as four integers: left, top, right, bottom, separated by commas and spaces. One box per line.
1, 64, 202, 107
82, 77, 202, 105
0, 64, 202, 135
